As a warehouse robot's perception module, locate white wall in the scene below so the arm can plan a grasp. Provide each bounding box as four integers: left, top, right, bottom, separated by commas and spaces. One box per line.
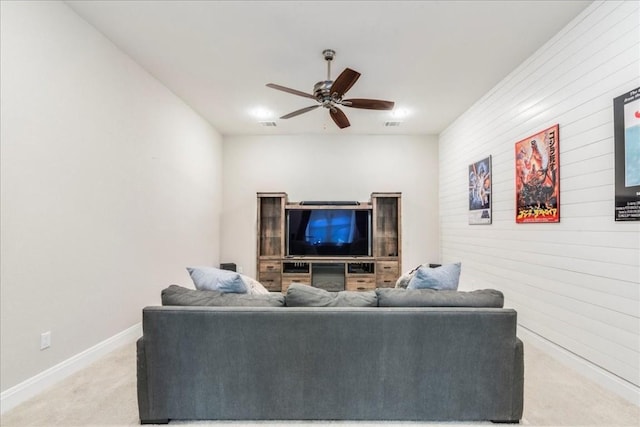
0, 1, 223, 395
438, 0, 639, 403
220, 134, 439, 279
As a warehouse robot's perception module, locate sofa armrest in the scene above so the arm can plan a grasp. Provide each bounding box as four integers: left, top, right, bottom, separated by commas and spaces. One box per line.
490, 337, 524, 424
137, 338, 169, 424
512, 338, 525, 420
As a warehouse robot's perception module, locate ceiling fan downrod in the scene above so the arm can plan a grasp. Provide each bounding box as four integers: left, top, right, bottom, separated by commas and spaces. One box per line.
323, 49, 335, 81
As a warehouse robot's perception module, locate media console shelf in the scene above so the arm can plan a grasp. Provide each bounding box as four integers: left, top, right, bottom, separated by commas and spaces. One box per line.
257, 192, 401, 292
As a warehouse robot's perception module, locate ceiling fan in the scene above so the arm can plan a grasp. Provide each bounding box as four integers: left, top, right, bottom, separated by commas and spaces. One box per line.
266, 49, 395, 129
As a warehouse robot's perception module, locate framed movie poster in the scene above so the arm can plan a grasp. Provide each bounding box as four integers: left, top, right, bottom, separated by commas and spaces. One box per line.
469, 156, 492, 224
614, 87, 640, 221
515, 124, 560, 223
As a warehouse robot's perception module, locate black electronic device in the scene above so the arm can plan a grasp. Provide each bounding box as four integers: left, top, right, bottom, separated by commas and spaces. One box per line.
299, 201, 360, 206
220, 263, 237, 272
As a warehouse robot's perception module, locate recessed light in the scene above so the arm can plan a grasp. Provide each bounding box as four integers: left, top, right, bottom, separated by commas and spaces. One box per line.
250, 107, 274, 121
390, 108, 410, 119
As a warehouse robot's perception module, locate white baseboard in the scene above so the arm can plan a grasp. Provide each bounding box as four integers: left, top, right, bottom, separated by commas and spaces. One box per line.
518, 325, 640, 407
0, 322, 142, 414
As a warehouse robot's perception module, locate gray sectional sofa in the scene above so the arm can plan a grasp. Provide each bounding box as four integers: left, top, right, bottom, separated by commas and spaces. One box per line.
137, 285, 524, 424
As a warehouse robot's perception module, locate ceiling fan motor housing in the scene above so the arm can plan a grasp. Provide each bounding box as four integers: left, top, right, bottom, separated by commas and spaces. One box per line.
314, 80, 334, 106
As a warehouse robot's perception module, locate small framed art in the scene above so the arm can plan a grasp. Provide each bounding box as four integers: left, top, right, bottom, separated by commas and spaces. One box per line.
469, 156, 492, 224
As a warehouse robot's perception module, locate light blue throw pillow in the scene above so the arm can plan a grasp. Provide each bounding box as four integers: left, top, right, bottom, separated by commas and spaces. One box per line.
186, 266, 248, 294
407, 262, 461, 291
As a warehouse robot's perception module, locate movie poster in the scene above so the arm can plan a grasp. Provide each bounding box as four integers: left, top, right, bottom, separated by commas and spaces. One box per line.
614, 87, 640, 221
515, 124, 560, 223
469, 156, 491, 224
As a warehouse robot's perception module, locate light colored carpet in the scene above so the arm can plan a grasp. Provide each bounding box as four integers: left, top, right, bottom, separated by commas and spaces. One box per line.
1, 336, 638, 426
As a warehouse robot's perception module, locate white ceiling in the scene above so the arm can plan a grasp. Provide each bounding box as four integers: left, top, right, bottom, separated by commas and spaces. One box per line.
66, 0, 592, 136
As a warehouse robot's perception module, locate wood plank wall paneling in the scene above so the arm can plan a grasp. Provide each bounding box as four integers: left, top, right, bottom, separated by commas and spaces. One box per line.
438, 0, 640, 399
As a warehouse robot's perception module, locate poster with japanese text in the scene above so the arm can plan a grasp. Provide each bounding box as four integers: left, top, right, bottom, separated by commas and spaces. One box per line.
469, 156, 492, 224
515, 125, 560, 223
614, 87, 640, 221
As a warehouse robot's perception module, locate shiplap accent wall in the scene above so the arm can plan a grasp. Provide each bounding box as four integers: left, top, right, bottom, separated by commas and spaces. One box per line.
438, 0, 639, 403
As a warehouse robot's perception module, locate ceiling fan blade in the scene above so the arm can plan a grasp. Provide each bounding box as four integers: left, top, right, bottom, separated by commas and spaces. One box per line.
280, 105, 320, 119
330, 68, 361, 98
266, 83, 316, 100
343, 98, 395, 110
330, 107, 350, 129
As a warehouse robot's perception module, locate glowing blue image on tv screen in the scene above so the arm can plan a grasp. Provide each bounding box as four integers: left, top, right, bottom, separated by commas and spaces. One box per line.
306, 210, 355, 245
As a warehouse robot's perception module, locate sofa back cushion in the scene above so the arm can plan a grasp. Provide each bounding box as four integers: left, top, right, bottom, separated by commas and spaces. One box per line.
285, 283, 377, 307
162, 284, 285, 307
376, 288, 504, 308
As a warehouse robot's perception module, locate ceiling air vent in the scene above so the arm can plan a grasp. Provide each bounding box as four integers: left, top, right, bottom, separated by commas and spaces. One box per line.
385, 121, 402, 127
259, 121, 277, 127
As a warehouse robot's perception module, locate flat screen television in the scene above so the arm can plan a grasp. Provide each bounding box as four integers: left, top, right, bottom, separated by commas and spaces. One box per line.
286, 208, 371, 256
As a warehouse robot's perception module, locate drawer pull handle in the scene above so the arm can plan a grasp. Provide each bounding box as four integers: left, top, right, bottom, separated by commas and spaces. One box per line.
266, 266, 274, 270
383, 266, 391, 270
357, 287, 365, 290
357, 279, 365, 283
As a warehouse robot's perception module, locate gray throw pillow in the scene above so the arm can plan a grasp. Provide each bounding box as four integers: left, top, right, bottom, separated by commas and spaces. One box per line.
162, 285, 285, 307
187, 266, 248, 293
376, 288, 504, 308
407, 262, 461, 291
285, 283, 377, 307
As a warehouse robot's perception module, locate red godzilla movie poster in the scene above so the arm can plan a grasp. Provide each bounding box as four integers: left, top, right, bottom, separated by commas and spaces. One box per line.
515, 124, 560, 223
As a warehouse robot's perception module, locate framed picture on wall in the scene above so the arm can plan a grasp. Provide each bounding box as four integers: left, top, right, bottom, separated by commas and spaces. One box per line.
468, 155, 492, 224
614, 87, 640, 221
515, 124, 560, 223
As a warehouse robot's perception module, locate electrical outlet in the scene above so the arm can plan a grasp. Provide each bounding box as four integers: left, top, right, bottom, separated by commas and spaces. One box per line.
40, 331, 51, 350
237, 266, 244, 273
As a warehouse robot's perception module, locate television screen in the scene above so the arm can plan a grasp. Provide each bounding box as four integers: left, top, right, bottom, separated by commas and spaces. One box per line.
287, 209, 371, 256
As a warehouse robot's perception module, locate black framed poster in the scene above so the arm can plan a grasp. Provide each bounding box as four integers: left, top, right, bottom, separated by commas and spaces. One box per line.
614, 87, 640, 221
469, 155, 492, 224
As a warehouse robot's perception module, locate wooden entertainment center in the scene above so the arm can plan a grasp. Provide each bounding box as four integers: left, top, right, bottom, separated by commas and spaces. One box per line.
256, 192, 401, 292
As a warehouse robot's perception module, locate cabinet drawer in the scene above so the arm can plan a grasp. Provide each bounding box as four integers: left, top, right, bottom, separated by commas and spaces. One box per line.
258, 272, 281, 292
345, 276, 376, 291
376, 261, 399, 276
281, 274, 311, 293
376, 261, 399, 288
259, 261, 281, 273
376, 276, 397, 288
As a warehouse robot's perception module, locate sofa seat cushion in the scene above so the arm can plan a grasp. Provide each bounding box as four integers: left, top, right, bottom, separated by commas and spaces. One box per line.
376, 288, 504, 308
162, 285, 285, 307
286, 283, 377, 307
